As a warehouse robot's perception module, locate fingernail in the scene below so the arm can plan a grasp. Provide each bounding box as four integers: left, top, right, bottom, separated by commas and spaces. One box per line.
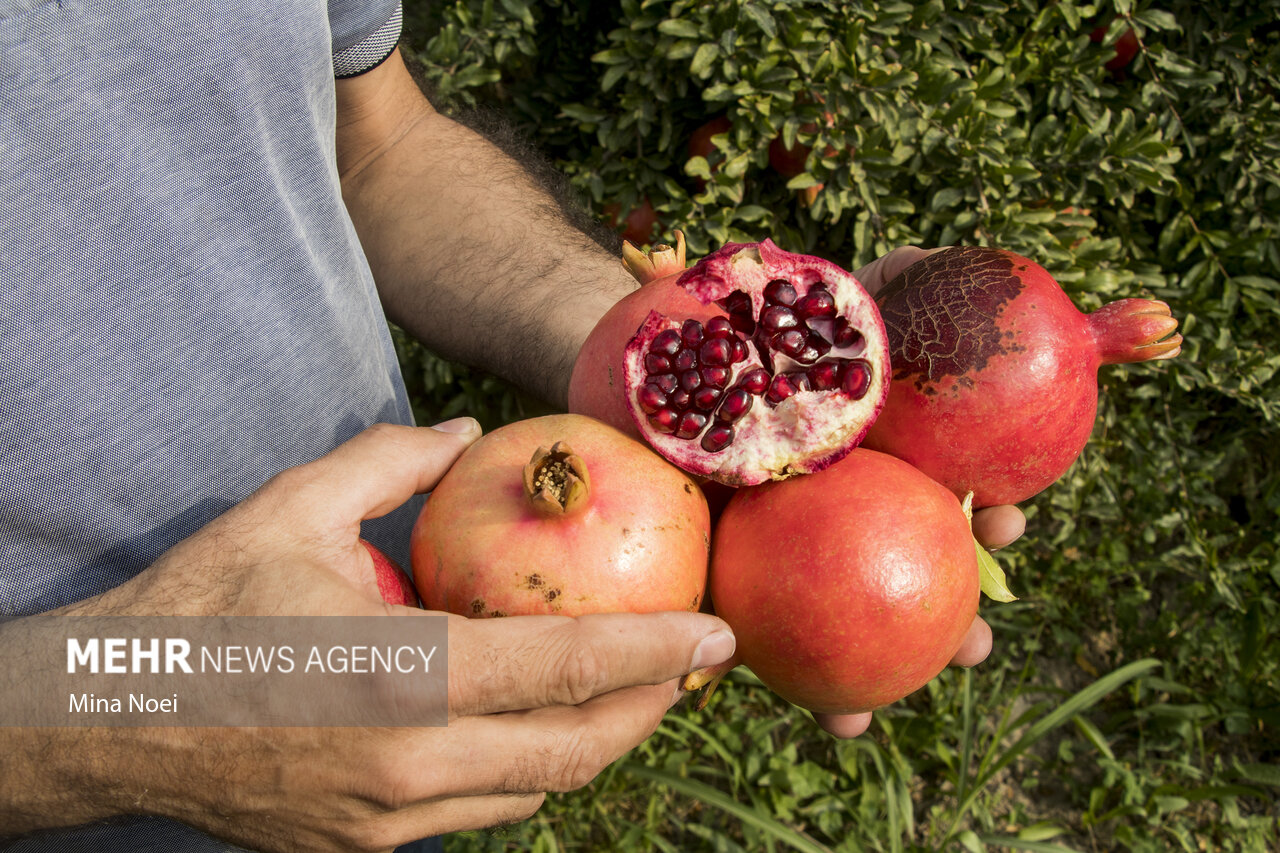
669, 682, 687, 708
690, 629, 735, 670
431, 417, 479, 434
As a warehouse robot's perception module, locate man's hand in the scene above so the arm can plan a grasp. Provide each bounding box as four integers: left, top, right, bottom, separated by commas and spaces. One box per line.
0, 423, 736, 851
808, 247, 1028, 739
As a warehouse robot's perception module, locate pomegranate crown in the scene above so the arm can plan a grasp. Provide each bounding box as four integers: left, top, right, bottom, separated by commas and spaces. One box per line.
621, 230, 686, 286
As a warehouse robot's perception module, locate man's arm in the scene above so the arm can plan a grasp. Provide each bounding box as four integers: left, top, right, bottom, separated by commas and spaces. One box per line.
336, 49, 632, 409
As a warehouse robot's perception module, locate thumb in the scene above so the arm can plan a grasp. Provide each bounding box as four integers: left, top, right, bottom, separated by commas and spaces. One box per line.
276, 420, 482, 526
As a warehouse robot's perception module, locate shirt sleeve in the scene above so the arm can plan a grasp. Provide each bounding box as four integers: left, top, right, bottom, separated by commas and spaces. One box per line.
332, 1, 402, 78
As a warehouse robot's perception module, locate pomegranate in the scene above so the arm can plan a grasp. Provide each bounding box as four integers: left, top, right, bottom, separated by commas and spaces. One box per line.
862, 245, 1182, 507
1090, 24, 1140, 72
361, 540, 420, 607
688, 115, 732, 190
621, 239, 890, 486
410, 414, 709, 618
569, 231, 719, 438
684, 448, 980, 714
604, 197, 660, 245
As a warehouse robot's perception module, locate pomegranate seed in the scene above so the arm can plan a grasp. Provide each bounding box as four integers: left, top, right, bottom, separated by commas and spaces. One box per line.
706, 316, 735, 338
808, 362, 840, 390
700, 337, 733, 366
644, 353, 671, 373
796, 286, 837, 319
700, 425, 734, 453
679, 370, 702, 392
731, 339, 748, 362
841, 360, 871, 398
637, 383, 668, 413
693, 386, 722, 411
680, 319, 704, 348
652, 373, 678, 394
729, 313, 756, 334
676, 411, 708, 440
649, 409, 678, 433
788, 371, 812, 392
774, 329, 806, 356
674, 349, 697, 372
669, 388, 691, 409
833, 319, 862, 349
701, 366, 731, 388
738, 368, 770, 394
760, 304, 799, 332
651, 329, 683, 356
763, 279, 797, 306
766, 374, 797, 405
794, 344, 822, 365
717, 389, 753, 422
721, 291, 751, 316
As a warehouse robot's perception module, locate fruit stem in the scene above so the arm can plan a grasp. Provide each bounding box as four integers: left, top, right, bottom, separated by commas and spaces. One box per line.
523, 442, 591, 516
621, 230, 686, 286
1089, 298, 1183, 364
680, 654, 741, 711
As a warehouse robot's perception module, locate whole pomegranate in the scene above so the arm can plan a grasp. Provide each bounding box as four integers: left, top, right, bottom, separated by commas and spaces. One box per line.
410, 414, 709, 618
621, 239, 890, 486
569, 231, 719, 438
685, 448, 980, 714
604, 197, 660, 245
1090, 24, 1140, 72
862, 246, 1182, 507
361, 540, 420, 607
688, 115, 732, 190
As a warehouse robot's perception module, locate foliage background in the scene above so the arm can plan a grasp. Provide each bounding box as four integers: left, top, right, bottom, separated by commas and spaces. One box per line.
395, 0, 1280, 849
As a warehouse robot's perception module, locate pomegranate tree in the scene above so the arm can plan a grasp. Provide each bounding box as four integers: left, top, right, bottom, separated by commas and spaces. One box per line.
684, 448, 980, 714
622, 239, 890, 486
862, 246, 1182, 507
410, 414, 709, 618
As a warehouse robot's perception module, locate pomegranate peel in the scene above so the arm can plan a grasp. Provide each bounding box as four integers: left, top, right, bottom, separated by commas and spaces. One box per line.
622, 239, 891, 486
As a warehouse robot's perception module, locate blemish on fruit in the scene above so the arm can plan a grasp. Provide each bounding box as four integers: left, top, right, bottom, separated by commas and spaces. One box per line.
545, 588, 561, 603
525, 573, 544, 589
487, 609, 507, 618
470, 598, 485, 614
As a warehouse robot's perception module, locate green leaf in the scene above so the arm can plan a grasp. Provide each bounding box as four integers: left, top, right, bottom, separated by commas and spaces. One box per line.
977, 543, 1018, 603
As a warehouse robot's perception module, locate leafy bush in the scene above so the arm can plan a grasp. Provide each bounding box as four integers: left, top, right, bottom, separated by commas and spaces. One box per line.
397, 0, 1280, 849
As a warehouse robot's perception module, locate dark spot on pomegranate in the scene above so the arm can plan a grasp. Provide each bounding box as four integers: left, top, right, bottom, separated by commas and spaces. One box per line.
525, 573, 543, 589
471, 598, 485, 614
545, 588, 561, 602
876, 246, 1024, 389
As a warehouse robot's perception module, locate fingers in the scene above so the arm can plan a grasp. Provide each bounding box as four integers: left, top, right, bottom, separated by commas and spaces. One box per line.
949, 615, 993, 667
812, 711, 873, 739
260, 420, 481, 525
411, 681, 678, 799
852, 246, 942, 297
972, 504, 1026, 550
448, 611, 734, 716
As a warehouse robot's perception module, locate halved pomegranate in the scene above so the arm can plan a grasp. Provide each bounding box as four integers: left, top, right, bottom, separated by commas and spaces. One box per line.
622, 240, 890, 486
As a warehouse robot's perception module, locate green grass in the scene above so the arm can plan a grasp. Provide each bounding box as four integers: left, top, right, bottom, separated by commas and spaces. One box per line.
396, 0, 1280, 848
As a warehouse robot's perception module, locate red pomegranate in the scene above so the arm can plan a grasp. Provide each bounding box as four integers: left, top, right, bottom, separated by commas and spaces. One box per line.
685, 448, 980, 714
1090, 24, 1140, 72
569, 232, 720, 438
621, 239, 890, 486
604, 197, 660, 245
862, 246, 1182, 507
361, 540, 420, 607
410, 414, 710, 618
688, 115, 732, 190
